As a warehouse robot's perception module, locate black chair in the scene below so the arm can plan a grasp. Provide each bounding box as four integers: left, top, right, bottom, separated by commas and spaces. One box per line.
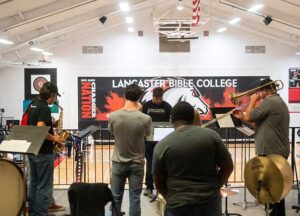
68, 182, 120, 216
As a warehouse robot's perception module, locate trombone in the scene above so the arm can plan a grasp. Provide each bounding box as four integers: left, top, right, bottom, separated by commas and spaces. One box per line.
202, 80, 283, 128
229, 80, 283, 105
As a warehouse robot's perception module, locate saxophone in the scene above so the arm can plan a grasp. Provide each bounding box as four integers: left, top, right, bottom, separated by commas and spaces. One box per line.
54, 102, 70, 154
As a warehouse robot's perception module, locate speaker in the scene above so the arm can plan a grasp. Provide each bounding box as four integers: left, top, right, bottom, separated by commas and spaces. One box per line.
263, 16, 272, 25
99, 16, 107, 24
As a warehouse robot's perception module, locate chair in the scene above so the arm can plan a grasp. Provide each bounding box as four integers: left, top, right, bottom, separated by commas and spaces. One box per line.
68, 182, 120, 216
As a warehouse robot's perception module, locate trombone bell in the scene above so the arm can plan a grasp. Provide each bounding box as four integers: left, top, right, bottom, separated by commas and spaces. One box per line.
229, 80, 283, 105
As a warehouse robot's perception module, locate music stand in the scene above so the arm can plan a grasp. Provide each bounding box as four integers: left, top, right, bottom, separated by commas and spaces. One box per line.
211, 108, 257, 212
0, 125, 49, 155
0, 125, 49, 215
73, 125, 101, 182
209, 108, 242, 216
210, 107, 254, 136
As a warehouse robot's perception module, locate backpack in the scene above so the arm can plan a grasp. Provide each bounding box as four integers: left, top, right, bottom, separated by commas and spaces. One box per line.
21, 99, 37, 125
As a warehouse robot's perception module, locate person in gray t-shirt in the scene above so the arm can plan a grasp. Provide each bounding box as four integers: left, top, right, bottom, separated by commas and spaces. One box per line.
108, 84, 151, 216
234, 78, 290, 216
152, 102, 233, 216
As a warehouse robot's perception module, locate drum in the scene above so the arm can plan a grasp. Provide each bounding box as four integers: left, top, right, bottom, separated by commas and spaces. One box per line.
0, 159, 26, 216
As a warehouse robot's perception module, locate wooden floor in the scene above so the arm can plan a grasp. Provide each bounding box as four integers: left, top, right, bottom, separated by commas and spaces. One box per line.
53, 143, 300, 185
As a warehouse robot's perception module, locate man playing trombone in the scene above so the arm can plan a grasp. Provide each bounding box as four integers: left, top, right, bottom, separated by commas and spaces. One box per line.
234, 78, 290, 216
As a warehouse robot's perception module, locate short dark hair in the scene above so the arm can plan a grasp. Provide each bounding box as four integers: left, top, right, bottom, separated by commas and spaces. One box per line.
153, 87, 164, 97
171, 101, 194, 124
259, 78, 275, 90
39, 82, 60, 100
125, 84, 143, 101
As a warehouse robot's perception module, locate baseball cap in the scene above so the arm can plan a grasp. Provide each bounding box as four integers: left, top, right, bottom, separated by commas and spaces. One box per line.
259, 78, 274, 90
42, 82, 61, 97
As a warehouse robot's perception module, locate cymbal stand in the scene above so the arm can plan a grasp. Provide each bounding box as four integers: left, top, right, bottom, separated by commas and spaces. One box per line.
233, 134, 257, 210
265, 203, 270, 216
222, 183, 242, 216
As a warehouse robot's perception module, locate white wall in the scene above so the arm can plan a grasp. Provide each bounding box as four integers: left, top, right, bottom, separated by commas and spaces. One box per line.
0, 16, 299, 128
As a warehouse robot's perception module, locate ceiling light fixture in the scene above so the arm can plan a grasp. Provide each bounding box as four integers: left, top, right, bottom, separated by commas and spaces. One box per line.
119, 2, 129, 12
125, 17, 133, 24
229, 17, 241, 25
43, 51, 53, 56
217, 27, 227, 33
247, 4, 264, 12
176, 0, 184, 11
0, 39, 14, 45
128, 27, 134, 33
30, 47, 44, 52
296, 52, 300, 55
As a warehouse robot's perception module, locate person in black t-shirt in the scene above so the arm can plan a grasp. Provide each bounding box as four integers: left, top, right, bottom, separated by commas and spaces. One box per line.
27, 82, 63, 216
142, 87, 172, 198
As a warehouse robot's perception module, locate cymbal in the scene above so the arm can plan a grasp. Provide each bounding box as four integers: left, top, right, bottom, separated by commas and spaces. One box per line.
244, 154, 293, 204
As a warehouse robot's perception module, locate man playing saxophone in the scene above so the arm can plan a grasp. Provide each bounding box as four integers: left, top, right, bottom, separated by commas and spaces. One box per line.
27, 82, 64, 215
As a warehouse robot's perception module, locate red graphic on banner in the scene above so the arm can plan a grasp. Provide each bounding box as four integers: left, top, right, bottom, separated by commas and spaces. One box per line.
96, 91, 125, 120
201, 87, 238, 120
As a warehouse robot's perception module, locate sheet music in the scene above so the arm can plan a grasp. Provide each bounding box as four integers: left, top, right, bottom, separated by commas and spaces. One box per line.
0, 140, 31, 153
215, 114, 235, 128
236, 126, 255, 137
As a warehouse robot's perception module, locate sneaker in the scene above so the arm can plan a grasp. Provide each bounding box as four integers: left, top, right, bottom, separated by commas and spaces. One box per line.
143, 189, 153, 197
48, 203, 66, 212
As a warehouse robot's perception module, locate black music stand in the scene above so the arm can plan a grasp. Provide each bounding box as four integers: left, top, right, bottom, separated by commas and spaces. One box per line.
73, 125, 101, 182
0, 125, 49, 155
210, 108, 242, 216
0, 125, 49, 215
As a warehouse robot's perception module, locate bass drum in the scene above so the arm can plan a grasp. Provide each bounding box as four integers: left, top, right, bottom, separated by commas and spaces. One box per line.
0, 159, 26, 216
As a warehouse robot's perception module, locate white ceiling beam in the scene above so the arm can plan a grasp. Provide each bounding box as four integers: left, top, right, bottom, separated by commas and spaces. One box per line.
217, 0, 300, 36
203, 0, 300, 45
0, 0, 159, 56
0, 0, 99, 32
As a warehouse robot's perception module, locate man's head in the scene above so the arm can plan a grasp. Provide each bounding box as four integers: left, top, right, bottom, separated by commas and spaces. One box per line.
152, 87, 164, 105
39, 82, 60, 104
259, 78, 275, 98
125, 84, 143, 102
171, 101, 194, 126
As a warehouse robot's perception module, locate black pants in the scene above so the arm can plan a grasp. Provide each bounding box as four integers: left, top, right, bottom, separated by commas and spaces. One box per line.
145, 141, 157, 190
258, 154, 286, 216
269, 199, 285, 216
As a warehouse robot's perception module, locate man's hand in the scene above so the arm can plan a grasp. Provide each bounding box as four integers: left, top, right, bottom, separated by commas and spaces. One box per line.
137, 102, 142, 111
249, 92, 261, 103
53, 135, 64, 145
233, 110, 244, 119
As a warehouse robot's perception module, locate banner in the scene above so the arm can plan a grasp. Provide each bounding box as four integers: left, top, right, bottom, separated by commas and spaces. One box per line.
78, 76, 266, 129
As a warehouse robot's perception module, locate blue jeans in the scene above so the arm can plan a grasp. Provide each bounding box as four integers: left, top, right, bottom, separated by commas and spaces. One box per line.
145, 141, 157, 190
111, 161, 144, 216
164, 199, 222, 216
28, 154, 54, 216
